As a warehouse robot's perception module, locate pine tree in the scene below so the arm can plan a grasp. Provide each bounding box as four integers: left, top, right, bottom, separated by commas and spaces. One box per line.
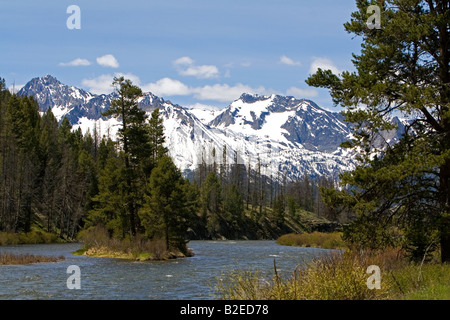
139, 156, 189, 252
223, 184, 244, 226
306, 0, 450, 262
101, 76, 148, 236
147, 108, 168, 173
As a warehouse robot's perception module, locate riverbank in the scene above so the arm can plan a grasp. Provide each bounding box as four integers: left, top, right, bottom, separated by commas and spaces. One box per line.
215, 248, 450, 300
0, 251, 65, 265
0, 230, 62, 246
276, 232, 347, 249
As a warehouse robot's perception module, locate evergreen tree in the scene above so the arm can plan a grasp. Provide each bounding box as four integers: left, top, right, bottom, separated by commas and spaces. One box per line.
147, 108, 168, 173
139, 156, 189, 251
306, 0, 450, 262
101, 76, 148, 236
223, 184, 244, 225
272, 193, 285, 228
88, 155, 128, 238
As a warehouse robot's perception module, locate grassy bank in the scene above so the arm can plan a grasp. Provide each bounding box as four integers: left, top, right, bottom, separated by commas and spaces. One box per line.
0, 251, 65, 265
276, 232, 346, 249
0, 230, 60, 246
75, 226, 193, 261
215, 248, 450, 300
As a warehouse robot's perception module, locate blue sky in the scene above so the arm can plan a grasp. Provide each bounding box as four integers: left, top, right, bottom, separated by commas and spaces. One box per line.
0, 0, 362, 111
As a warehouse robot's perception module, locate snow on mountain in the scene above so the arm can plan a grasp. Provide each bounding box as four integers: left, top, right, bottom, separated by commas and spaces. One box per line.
205, 93, 357, 180
18, 75, 362, 181
188, 107, 220, 124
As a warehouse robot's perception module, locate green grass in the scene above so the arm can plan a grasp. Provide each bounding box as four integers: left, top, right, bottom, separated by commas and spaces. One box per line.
390, 263, 450, 300
277, 232, 346, 249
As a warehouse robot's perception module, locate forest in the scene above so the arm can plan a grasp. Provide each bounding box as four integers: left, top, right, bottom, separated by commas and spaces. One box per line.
0, 76, 337, 256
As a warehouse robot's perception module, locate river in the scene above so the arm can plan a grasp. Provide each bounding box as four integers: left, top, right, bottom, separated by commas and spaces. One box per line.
0, 241, 332, 300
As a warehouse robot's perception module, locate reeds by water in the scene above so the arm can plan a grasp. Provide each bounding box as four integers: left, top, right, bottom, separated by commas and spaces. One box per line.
0, 251, 64, 265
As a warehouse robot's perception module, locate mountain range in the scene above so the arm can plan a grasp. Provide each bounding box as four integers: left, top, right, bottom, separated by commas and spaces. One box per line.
17, 75, 404, 181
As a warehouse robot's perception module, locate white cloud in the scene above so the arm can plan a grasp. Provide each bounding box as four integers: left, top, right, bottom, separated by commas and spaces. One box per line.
81, 74, 116, 94
142, 78, 191, 97
59, 58, 91, 67
173, 56, 195, 66
286, 87, 318, 98
279, 55, 301, 66
309, 57, 341, 75
173, 56, 220, 79
81, 72, 272, 104
192, 83, 268, 102
114, 72, 141, 86
81, 72, 140, 94
142, 77, 266, 102
96, 54, 119, 68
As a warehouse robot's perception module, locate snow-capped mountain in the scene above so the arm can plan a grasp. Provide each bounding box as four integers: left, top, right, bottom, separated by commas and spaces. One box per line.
18, 75, 363, 181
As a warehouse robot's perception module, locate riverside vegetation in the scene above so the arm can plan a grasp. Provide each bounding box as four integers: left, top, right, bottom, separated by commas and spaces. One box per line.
0, 251, 64, 265
215, 248, 450, 300
218, 0, 450, 300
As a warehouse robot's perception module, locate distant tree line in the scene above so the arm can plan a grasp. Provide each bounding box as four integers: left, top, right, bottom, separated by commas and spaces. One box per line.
0, 77, 96, 238
190, 145, 340, 238
0, 76, 340, 248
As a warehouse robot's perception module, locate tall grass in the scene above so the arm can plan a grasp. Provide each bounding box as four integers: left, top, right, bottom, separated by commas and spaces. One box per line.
216, 249, 409, 300
276, 232, 346, 249
0, 252, 64, 265
216, 246, 450, 300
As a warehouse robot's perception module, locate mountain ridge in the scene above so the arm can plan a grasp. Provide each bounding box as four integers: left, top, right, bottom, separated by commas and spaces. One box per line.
18, 75, 366, 181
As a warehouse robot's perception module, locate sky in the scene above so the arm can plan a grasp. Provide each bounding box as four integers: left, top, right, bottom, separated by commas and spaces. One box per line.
0, 0, 363, 111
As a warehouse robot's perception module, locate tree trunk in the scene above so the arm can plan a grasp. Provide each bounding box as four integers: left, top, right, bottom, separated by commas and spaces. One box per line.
440, 159, 450, 263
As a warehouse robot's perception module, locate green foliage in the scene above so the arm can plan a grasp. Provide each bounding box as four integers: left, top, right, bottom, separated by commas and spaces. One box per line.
0, 230, 59, 245
0, 75, 194, 252
306, 0, 450, 262
139, 156, 190, 252
84, 78, 192, 256
223, 184, 245, 225
271, 194, 285, 227
0, 78, 98, 238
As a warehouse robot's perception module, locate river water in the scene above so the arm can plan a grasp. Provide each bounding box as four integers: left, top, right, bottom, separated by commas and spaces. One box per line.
0, 241, 331, 300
